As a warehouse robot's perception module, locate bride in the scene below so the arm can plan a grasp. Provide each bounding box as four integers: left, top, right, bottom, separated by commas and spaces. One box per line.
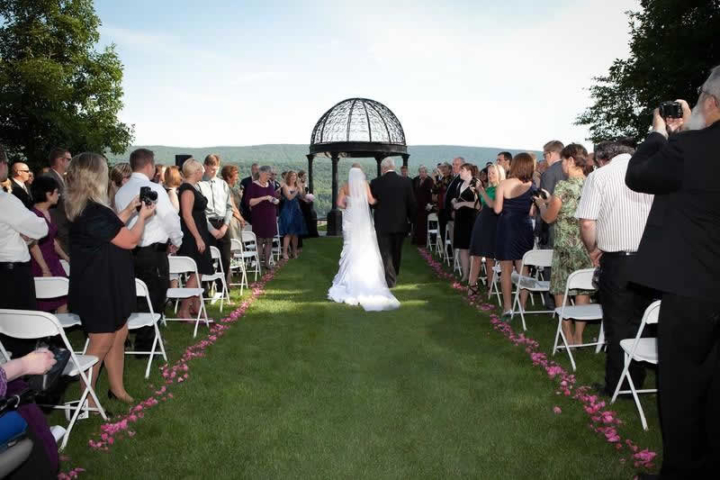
328, 165, 400, 311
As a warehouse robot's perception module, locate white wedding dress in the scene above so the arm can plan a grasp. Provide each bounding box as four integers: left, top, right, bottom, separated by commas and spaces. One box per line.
327, 168, 400, 312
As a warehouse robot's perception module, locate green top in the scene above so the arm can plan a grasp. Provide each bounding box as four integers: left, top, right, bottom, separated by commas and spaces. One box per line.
480, 185, 496, 207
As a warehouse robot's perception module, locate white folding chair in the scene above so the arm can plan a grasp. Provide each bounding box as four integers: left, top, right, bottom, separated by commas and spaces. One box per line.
611, 300, 661, 431
125, 279, 168, 379
240, 230, 262, 281
166, 256, 211, 338
229, 238, 249, 295
510, 249, 554, 330
442, 229, 453, 266
426, 213, 439, 251
202, 246, 230, 312
453, 250, 463, 276
0, 309, 107, 451
271, 219, 281, 263
33, 277, 84, 353
551, 268, 604, 371
59, 260, 70, 276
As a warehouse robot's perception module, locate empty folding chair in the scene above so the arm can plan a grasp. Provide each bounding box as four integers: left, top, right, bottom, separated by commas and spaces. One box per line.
202, 246, 230, 311
166, 256, 211, 337
33, 277, 81, 331
611, 300, 661, 430
426, 213, 439, 251
0, 309, 107, 451
240, 230, 262, 281
229, 238, 249, 295
551, 268, 604, 371
271, 219, 281, 263
510, 249, 554, 330
125, 279, 168, 378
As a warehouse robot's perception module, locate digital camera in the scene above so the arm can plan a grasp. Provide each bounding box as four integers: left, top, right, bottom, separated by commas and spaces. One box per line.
659, 101, 683, 119
139, 186, 158, 206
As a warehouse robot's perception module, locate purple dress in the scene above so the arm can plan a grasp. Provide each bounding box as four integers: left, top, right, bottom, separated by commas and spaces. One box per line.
247, 182, 278, 238
30, 208, 67, 312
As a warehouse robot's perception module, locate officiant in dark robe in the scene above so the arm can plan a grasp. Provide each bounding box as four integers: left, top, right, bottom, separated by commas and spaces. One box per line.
412, 166, 434, 245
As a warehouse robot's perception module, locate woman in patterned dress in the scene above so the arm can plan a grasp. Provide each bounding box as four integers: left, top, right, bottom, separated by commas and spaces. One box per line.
533, 144, 595, 346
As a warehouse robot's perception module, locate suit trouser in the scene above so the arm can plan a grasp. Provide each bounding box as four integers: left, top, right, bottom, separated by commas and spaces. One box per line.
657, 293, 720, 479
133, 246, 169, 350
598, 253, 654, 393
376, 232, 405, 288
0, 262, 37, 357
209, 219, 232, 288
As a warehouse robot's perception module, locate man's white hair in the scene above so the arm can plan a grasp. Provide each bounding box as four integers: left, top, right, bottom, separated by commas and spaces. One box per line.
703, 64, 720, 101
380, 157, 395, 170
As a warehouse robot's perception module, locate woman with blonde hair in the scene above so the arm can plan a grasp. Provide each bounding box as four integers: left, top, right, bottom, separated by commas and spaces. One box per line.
108, 162, 132, 212
67, 152, 156, 405
467, 163, 506, 296
278, 170, 307, 259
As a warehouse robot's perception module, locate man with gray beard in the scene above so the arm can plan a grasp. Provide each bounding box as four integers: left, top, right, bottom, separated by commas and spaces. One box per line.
626, 64, 720, 480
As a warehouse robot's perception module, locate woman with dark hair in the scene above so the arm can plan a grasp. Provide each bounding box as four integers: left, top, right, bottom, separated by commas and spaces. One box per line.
451, 163, 479, 281
494, 153, 537, 316
29, 176, 70, 313
412, 166, 434, 246
108, 162, 131, 212
534, 143, 594, 345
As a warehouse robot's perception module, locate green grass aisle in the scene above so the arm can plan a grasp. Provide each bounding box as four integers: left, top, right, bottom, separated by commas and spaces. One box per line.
59, 238, 659, 479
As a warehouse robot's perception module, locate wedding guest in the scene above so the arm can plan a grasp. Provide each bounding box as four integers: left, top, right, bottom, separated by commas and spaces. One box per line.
496, 151, 512, 175
297, 170, 318, 239
0, 152, 48, 357
108, 162, 132, 211
115, 149, 183, 352
431, 163, 452, 241
177, 159, 217, 318
29, 176, 70, 313
198, 154, 234, 286
26, 170, 34, 187
278, 171, 307, 259
44, 147, 72, 254
246, 165, 279, 269
67, 152, 154, 405
468, 163, 505, 296
400, 165, 409, 177
152, 164, 166, 185
534, 144, 594, 345
494, 153, 536, 316
10, 162, 33, 209
164, 166, 183, 213
221, 164, 246, 243
412, 166, 434, 245
452, 163, 479, 282
442, 157, 464, 245
536, 140, 567, 248
478, 168, 488, 187
240, 163, 259, 223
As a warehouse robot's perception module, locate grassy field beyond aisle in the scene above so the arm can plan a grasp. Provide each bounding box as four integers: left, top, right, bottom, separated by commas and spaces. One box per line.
66, 238, 648, 479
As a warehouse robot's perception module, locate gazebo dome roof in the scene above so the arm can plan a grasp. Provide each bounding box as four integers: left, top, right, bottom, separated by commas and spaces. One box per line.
309, 98, 407, 156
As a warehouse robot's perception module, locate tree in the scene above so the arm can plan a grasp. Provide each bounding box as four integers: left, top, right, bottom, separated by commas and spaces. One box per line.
0, 0, 133, 168
577, 0, 720, 144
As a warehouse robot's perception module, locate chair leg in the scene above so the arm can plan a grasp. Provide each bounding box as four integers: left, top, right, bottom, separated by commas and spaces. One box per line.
625, 369, 648, 430
611, 352, 632, 404
595, 322, 606, 354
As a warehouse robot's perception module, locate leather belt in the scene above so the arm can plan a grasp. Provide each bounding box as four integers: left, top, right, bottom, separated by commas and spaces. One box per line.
136, 242, 168, 253
603, 251, 636, 257
0, 261, 30, 271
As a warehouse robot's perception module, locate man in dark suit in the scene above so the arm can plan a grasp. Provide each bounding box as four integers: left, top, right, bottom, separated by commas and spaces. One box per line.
240, 163, 258, 223
441, 157, 464, 245
44, 147, 71, 253
370, 157, 416, 288
10, 162, 33, 209
625, 66, 720, 480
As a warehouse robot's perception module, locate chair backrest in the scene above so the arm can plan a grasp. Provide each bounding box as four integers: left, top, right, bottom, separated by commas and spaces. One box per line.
60, 259, 70, 276
135, 278, 155, 315
565, 268, 597, 292
210, 246, 222, 261
0, 309, 64, 361
241, 230, 257, 245
642, 300, 661, 326
34, 277, 69, 299
230, 238, 243, 253
427, 213, 438, 222
242, 224, 253, 232
209, 246, 224, 275
168, 256, 200, 276
521, 249, 553, 268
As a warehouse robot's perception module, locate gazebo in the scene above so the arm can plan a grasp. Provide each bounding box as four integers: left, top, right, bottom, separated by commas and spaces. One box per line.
306, 98, 409, 236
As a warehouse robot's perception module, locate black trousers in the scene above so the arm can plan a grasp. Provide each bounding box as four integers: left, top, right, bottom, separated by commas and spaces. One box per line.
598, 253, 655, 393
657, 293, 720, 479
0, 262, 38, 357
376, 232, 405, 288
209, 219, 232, 288
133, 246, 169, 350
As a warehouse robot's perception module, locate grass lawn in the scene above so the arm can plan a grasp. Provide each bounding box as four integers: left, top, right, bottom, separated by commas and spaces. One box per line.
58, 237, 661, 479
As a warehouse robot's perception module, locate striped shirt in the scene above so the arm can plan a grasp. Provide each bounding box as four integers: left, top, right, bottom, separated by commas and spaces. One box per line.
574, 154, 654, 253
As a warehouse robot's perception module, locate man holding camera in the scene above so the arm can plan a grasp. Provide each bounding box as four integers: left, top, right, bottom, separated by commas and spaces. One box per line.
115, 148, 183, 352
625, 65, 720, 479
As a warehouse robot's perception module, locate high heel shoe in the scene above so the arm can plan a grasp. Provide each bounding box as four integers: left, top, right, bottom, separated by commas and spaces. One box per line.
108, 389, 135, 404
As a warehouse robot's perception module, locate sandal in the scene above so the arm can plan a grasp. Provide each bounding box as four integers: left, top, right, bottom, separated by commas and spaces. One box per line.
467, 283, 480, 297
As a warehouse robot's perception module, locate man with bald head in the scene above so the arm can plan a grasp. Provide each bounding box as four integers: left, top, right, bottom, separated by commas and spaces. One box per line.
10, 162, 33, 209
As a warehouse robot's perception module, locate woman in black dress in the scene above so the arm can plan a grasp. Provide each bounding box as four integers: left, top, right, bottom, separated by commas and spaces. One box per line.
452, 163, 479, 282
177, 158, 217, 319
412, 166, 434, 245
66, 153, 155, 406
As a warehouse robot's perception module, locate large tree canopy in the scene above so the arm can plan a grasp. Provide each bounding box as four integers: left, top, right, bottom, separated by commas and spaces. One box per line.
577, 0, 720, 144
0, 0, 133, 168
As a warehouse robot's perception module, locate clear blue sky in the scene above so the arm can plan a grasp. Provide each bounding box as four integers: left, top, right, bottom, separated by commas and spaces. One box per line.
95, 0, 637, 150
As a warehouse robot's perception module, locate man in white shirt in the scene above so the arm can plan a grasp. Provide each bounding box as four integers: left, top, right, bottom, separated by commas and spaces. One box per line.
115, 148, 183, 351
575, 140, 654, 398
198, 154, 233, 286
0, 150, 49, 355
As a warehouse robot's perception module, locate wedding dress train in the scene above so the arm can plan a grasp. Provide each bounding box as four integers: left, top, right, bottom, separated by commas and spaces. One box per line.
328, 168, 400, 312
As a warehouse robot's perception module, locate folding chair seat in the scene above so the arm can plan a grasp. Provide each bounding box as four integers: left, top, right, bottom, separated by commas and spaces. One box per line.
0, 309, 107, 451
611, 300, 661, 430
124, 279, 168, 378
551, 268, 604, 371
202, 246, 230, 311
510, 249, 554, 330
165, 256, 210, 338
426, 213, 439, 250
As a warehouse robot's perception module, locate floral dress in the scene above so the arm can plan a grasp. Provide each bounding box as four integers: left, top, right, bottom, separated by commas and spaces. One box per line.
549, 177, 593, 296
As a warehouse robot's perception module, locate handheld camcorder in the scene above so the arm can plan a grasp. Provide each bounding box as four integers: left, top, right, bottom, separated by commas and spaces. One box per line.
659, 101, 683, 119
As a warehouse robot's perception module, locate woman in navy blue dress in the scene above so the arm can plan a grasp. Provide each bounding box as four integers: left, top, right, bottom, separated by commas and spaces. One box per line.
278, 171, 307, 259
494, 153, 536, 316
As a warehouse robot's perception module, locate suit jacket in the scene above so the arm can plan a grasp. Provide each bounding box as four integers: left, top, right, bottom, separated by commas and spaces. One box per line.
10, 179, 33, 209
443, 175, 462, 215
625, 121, 720, 299
370, 171, 416, 234
43, 169, 70, 252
